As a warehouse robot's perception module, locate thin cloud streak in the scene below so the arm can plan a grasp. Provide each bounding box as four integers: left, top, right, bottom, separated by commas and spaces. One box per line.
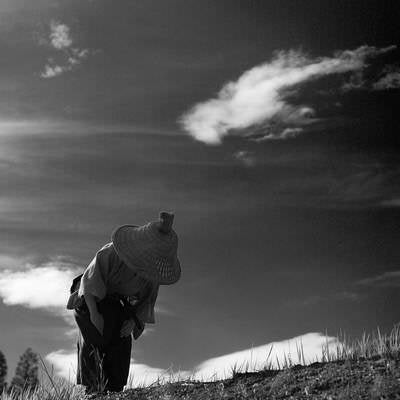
286, 291, 361, 308
256, 127, 304, 141
381, 199, 400, 207
180, 45, 396, 145
356, 271, 400, 288
0, 119, 178, 138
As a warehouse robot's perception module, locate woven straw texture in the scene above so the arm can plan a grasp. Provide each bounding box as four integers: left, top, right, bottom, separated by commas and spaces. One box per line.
112, 222, 181, 285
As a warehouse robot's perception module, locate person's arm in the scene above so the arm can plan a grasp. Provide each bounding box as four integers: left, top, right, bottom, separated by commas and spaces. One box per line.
78, 243, 116, 335
119, 297, 145, 338
119, 283, 158, 339
84, 292, 104, 335
120, 318, 137, 338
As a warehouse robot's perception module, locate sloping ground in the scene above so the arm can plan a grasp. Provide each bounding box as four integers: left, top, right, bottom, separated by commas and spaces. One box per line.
89, 353, 400, 400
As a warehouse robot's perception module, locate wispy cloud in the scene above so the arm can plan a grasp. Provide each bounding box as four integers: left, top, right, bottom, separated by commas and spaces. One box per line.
341, 71, 366, 92
373, 66, 400, 90
321, 164, 400, 209
356, 271, 400, 288
0, 254, 31, 269
342, 64, 400, 92
40, 20, 92, 79
255, 127, 305, 142
289, 269, 400, 308
47, 332, 341, 385
180, 45, 396, 145
233, 150, 257, 167
286, 290, 361, 308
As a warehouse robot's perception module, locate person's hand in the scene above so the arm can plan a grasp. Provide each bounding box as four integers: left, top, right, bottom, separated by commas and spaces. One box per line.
120, 319, 136, 337
90, 311, 104, 336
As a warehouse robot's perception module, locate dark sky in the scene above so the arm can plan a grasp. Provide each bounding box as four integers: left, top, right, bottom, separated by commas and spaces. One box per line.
0, 0, 399, 384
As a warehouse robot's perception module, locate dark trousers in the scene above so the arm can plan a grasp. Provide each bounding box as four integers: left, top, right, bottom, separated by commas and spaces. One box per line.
73, 297, 132, 392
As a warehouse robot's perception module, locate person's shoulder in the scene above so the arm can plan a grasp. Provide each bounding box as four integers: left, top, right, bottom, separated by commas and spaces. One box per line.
97, 242, 114, 253
96, 242, 118, 261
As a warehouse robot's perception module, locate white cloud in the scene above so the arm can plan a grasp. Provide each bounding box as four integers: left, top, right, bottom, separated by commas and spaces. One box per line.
180, 45, 396, 145
40, 20, 92, 79
46, 332, 341, 387
50, 21, 73, 50
191, 332, 341, 381
41, 64, 68, 79
46, 350, 78, 383
0, 260, 79, 317
127, 362, 184, 387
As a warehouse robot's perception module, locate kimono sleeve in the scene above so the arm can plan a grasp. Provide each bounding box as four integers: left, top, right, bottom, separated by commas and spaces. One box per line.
135, 283, 159, 324
78, 244, 114, 301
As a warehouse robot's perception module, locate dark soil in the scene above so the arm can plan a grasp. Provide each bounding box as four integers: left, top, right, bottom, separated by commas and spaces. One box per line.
87, 354, 400, 399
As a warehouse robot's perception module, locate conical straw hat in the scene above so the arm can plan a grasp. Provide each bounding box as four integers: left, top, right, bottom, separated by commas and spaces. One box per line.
111, 211, 181, 285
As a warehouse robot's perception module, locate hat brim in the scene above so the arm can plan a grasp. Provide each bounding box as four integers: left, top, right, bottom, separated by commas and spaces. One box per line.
111, 224, 181, 285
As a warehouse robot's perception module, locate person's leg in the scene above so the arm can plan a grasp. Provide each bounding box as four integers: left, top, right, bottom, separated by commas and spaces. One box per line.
103, 335, 132, 392
74, 309, 107, 392
99, 299, 133, 392
74, 297, 133, 393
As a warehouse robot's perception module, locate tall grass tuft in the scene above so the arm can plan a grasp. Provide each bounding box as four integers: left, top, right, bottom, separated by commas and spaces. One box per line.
333, 323, 400, 361
0, 355, 84, 400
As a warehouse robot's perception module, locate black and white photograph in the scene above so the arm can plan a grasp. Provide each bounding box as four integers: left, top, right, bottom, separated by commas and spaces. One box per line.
0, 1, 399, 398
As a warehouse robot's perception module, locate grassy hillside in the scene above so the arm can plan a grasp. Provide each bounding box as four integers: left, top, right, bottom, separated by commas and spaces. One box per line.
1, 325, 399, 400
101, 354, 399, 399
